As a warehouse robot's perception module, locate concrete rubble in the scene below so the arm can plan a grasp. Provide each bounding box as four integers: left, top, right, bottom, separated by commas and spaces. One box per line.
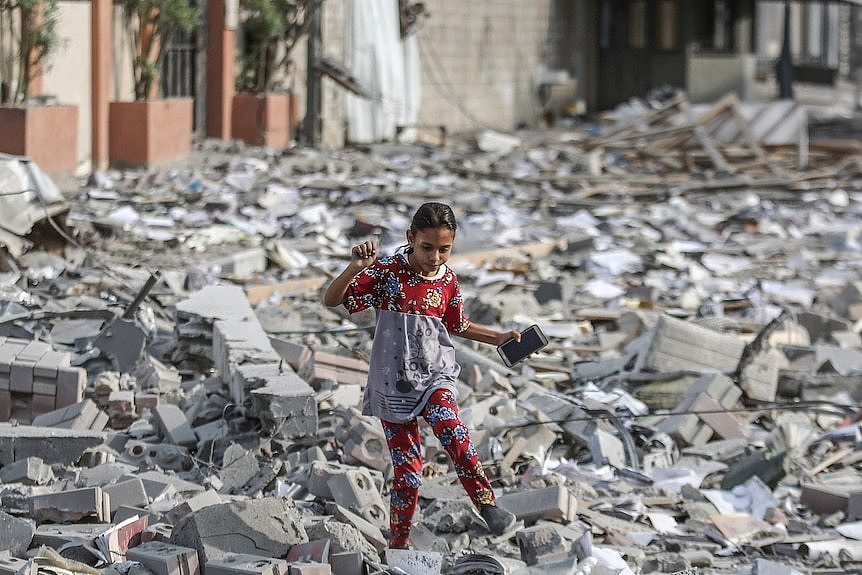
1, 90, 862, 575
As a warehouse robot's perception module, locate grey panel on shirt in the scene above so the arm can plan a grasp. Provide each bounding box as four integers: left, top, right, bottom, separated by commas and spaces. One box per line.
362, 309, 460, 423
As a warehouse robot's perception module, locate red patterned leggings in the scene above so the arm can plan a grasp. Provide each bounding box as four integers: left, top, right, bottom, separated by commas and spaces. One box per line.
380, 388, 495, 548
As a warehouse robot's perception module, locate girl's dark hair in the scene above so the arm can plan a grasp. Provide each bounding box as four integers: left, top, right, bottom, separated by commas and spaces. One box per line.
410, 202, 457, 234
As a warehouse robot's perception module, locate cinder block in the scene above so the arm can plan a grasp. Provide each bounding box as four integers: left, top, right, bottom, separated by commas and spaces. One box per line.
30, 486, 110, 523
636, 315, 746, 373
497, 485, 577, 525
56, 367, 86, 407
0, 510, 35, 556
0, 456, 54, 485
153, 404, 197, 448
384, 550, 442, 575
104, 478, 150, 514
206, 554, 288, 575
326, 469, 388, 531
515, 525, 570, 566
127, 541, 200, 575
0, 556, 29, 575
165, 490, 222, 526
288, 565, 330, 575
286, 539, 331, 564
329, 553, 364, 575
689, 393, 747, 440
247, 366, 317, 440
30, 394, 56, 417
34, 350, 69, 379
9, 360, 35, 393
31, 399, 105, 431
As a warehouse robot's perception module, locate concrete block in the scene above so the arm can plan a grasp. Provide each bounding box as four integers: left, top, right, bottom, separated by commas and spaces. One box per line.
0, 510, 35, 556
325, 503, 387, 552
384, 550, 442, 575
122, 440, 192, 472
166, 490, 223, 526
56, 367, 86, 408
30, 486, 110, 523
218, 444, 260, 494
248, 370, 317, 440
31, 399, 106, 430
268, 337, 312, 371
127, 541, 201, 575
286, 539, 331, 563
289, 565, 330, 575
154, 404, 197, 448
168, 497, 308, 565
32, 523, 112, 549
329, 553, 364, 575
497, 485, 577, 525
104, 478, 150, 515
740, 349, 780, 402
206, 555, 289, 575
213, 319, 280, 393
0, 456, 54, 485
327, 469, 389, 531
515, 525, 570, 566
34, 350, 69, 379
0, 557, 29, 575
343, 419, 388, 471
143, 522, 174, 544
588, 429, 626, 468
9, 359, 35, 393
690, 393, 748, 439
30, 394, 56, 417
0, 423, 104, 465
636, 315, 745, 373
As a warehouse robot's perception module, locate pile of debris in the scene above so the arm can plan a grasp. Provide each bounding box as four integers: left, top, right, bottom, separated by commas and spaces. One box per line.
1, 91, 862, 575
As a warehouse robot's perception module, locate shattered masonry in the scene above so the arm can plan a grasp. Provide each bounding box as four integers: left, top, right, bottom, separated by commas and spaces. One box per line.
0, 91, 862, 575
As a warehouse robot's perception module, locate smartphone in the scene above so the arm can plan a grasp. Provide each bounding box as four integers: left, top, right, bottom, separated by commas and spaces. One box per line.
497, 325, 549, 368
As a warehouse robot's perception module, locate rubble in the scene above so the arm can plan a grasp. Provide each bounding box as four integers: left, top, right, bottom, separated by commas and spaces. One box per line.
0, 89, 861, 575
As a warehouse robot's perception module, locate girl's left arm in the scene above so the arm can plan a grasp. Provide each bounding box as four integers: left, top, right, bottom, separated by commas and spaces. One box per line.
458, 322, 520, 346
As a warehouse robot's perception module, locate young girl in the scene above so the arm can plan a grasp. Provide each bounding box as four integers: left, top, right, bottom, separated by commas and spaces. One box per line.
323, 202, 519, 549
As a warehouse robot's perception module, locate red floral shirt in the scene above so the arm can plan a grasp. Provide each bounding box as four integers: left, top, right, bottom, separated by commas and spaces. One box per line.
344, 254, 470, 334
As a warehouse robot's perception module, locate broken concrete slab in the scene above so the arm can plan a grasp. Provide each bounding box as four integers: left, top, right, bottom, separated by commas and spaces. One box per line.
0, 423, 104, 466
168, 497, 308, 565
0, 510, 35, 556
29, 486, 111, 523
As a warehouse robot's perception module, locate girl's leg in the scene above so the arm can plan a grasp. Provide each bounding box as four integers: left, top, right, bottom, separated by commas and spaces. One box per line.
381, 418, 424, 548
421, 389, 496, 508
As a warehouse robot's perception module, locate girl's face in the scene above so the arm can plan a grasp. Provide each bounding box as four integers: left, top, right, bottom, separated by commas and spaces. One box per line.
406, 226, 455, 276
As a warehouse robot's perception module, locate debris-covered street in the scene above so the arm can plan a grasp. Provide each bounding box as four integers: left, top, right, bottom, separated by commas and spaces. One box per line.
2, 90, 862, 575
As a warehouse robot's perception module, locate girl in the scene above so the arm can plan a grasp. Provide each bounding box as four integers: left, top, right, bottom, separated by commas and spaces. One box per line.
323, 202, 519, 549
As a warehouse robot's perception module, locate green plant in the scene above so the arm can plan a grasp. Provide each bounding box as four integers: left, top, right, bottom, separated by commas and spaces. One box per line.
0, 0, 61, 105
236, 0, 316, 94
121, 0, 199, 100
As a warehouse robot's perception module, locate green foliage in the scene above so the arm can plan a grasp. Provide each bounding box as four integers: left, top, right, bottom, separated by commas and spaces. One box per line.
236, 0, 315, 94
0, 0, 61, 105
121, 0, 199, 100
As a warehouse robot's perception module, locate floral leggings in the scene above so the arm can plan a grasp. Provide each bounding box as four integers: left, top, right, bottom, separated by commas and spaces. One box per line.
381, 388, 496, 548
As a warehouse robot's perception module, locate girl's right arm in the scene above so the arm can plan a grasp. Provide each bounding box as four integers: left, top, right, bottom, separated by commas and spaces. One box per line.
322, 240, 376, 307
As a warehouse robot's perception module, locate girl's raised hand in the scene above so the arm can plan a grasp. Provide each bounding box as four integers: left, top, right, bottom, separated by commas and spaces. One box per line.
350, 240, 377, 268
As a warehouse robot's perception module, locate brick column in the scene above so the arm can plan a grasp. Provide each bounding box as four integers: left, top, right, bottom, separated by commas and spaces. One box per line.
206, 0, 235, 139
91, 0, 111, 170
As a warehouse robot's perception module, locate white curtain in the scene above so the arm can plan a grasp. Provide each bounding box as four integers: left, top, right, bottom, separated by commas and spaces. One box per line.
346, 0, 421, 143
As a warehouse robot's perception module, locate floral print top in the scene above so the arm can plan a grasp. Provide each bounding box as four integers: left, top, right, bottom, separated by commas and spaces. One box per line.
343, 253, 470, 422
344, 254, 470, 334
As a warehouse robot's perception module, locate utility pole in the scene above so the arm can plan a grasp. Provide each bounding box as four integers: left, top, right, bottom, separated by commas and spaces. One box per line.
304, 0, 322, 147
854, 5, 861, 111
776, 0, 794, 99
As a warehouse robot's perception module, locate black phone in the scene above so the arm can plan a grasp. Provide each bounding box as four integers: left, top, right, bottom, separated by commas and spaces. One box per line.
496, 325, 549, 368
